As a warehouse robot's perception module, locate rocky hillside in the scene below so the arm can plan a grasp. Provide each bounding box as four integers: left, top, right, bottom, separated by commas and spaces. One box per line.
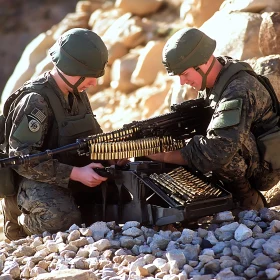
2, 0, 280, 131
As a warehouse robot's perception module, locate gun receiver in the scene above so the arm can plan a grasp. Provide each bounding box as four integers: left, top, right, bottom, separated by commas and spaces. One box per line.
0, 98, 213, 167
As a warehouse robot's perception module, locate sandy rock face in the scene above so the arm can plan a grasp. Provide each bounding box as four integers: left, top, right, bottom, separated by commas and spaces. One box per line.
200, 11, 263, 60
89, 8, 123, 37
259, 12, 280, 56
180, 0, 224, 27
131, 40, 167, 86
220, 0, 280, 13
110, 52, 140, 94
246, 55, 280, 100
115, 0, 164, 16
1, 32, 55, 104
102, 13, 147, 49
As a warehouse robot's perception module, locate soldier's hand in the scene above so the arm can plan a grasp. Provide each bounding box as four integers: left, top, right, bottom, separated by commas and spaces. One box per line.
70, 162, 108, 187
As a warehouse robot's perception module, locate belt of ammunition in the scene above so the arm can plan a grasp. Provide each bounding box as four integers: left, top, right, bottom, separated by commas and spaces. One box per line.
149, 167, 223, 205
90, 136, 185, 160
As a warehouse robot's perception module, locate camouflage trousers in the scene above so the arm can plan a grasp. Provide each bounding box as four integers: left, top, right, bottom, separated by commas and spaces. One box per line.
16, 178, 82, 235
215, 150, 280, 192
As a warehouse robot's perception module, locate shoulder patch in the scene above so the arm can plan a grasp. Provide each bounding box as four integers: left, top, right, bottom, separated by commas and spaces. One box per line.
30, 107, 46, 123
217, 99, 242, 112
209, 99, 243, 130
12, 115, 43, 144
28, 119, 40, 132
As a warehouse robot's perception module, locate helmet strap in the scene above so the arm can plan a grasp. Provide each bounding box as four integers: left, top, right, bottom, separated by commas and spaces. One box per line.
56, 67, 85, 94
195, 56, 215, 91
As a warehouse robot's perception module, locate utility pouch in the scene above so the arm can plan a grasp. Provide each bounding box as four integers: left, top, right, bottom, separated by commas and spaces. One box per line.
257, 127, 280, 170
0, 152, 16, 198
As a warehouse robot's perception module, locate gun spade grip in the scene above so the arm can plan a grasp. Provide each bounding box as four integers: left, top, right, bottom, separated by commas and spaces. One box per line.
93, 167, 115, 179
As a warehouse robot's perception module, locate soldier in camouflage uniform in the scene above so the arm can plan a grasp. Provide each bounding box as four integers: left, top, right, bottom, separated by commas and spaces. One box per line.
148, 27, 280, 210
1, 28, 121, 240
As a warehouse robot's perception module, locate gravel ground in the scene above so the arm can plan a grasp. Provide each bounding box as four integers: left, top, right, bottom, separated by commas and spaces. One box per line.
0, 207, 279, 280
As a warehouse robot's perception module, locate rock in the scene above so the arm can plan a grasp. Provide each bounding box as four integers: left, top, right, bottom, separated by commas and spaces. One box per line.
35, 269, 97, 279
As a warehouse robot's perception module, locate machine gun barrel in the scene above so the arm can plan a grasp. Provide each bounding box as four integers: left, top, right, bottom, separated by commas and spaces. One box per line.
0, 141, 87, 168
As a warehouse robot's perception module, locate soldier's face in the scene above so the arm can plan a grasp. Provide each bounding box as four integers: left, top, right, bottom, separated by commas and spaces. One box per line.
179, 67, 202, 90
77, 77, 98, 92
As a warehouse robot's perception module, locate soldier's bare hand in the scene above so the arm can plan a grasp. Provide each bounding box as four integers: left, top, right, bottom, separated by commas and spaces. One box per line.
70, 162, 108, 187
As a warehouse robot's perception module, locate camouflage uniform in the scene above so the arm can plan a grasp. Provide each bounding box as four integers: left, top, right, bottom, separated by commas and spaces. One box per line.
180, 57, 279, 194
6, 72, 103, 235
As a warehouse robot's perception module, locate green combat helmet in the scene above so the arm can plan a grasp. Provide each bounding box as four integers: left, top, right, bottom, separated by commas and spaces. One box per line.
162, 28, 216, 76
162, 28, 216, 90
49, 28, 108, 78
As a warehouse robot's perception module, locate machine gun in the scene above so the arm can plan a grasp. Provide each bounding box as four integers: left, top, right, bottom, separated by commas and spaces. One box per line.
0, 98, 213, 167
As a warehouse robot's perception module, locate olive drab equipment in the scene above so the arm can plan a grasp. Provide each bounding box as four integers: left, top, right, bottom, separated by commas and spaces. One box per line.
162, 28, 216, 91
49, 28, 108, 78
0, 73, 102, 198
48, 28, 108, 104
162, 27, 216, 76
208, 57, 280, 170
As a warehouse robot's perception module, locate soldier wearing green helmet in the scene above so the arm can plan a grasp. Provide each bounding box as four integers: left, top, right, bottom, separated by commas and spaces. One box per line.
0, 28, 127, 240
148, 27, 280, 211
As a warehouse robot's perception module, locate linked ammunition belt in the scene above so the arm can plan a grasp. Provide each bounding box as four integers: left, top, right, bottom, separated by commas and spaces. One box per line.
86, 98, 213, 160
149, 166, 223, 206
90, 135, 185, 160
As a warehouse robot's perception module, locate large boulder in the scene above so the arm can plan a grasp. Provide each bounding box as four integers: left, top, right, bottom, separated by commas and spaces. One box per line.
246, 55, 280, 100
259, 12, 280, 56
115, 0, 164, 16
180, 0, 224, 27
131, 40, 167, 86
200, 11, 263, 60
89, 8, 123, 36
110, 52, 140, 94
1, 32, 55, 104
107, 42, 129, 66
102, 14, 147, 49
220, 0, 280, 13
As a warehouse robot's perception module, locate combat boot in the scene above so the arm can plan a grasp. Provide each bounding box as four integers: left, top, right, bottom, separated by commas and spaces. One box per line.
226, 180, 266, 211
1, 195, 27, 240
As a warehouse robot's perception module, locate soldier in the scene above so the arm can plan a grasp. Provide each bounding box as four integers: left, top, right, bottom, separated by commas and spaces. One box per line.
1, 28, 121, 240
148, 27, 280, 210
